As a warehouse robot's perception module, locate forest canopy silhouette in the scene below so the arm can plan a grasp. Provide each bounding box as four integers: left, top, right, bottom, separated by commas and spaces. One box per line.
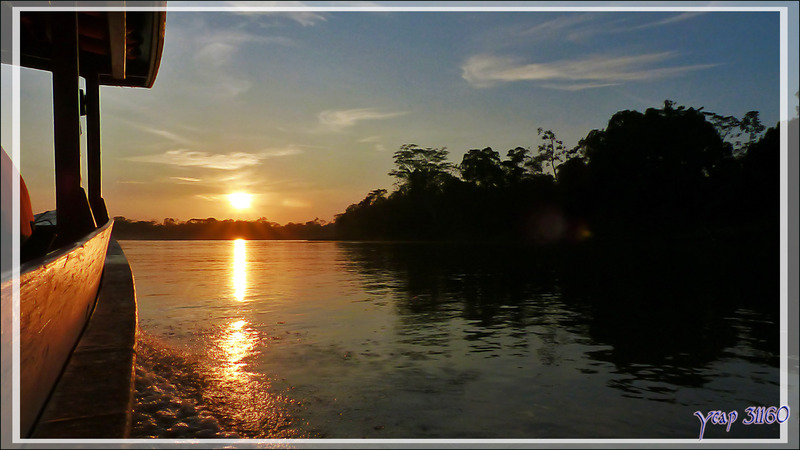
113, 100, 784, 244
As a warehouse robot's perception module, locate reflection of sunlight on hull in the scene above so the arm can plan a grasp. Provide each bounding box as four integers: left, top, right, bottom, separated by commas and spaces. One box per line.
232, 239, 247, 301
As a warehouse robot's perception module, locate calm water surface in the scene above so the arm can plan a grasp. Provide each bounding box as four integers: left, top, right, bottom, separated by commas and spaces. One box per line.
120, 240, 781, 439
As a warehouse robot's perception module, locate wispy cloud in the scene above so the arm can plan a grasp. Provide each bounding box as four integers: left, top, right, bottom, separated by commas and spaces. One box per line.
165, 14, 296, 100
195, 194, 218, 202
540, 82, 623, 91
461, 52, 718, 90
358, 136, 387, 152
194, 29, 294, 67
482, 12, 706, 48
626, 12, 704, 31
128, 146, 302, 170
170, 176, 202, 183
140, 127, 195, 146
518, 14, 599, 41
224, 1, 328, 27
113, 118, 195, 146
261, 146, 304, 157
128, 149, 266, 170
214, 78, 254, 98
566, 12, 705, 41
281, 198, 312, 208
318, 108, 408, 131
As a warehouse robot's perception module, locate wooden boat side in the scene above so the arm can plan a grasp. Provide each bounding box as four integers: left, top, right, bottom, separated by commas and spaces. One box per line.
16, 219, 113, 437
30, 237, 139, 438
4, 6, 169, 440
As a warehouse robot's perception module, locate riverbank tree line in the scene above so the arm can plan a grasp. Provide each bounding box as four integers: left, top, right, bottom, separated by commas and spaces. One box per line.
112, 216, 335, 240
113, 101, 785, 244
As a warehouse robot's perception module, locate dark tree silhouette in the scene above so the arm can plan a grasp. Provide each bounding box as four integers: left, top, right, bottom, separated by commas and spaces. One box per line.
460, 147, 506, 188
531, 128, 581, 182
389, 144, 456, 195
579, 101, 732, 237
334, 100, 777, 244
740, 123, 780, 219
502, 146, 531, 186
112, 216, 335, 240
704, 108, 766, 156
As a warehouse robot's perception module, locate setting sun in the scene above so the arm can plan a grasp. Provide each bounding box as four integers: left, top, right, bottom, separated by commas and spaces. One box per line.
228, 192, 252, 210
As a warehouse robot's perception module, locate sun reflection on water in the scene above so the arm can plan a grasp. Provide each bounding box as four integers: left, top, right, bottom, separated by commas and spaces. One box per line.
203, 317, 307, 437
218, 318, 258, 379
206, 318, 305, 437
232, 239, 247, 301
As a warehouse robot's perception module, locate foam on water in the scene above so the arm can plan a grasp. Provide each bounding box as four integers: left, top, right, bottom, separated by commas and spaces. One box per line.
132, 331, 315, 439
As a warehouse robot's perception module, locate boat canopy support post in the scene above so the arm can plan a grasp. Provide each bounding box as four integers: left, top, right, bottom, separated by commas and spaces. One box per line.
52, 12, 97, 245
85, 74, 109, 225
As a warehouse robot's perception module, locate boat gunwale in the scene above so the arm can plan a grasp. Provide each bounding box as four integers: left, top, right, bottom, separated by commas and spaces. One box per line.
16, 217, 114, 278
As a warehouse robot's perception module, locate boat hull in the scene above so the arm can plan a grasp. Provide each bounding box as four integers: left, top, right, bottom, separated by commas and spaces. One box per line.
14, 220, 113, 437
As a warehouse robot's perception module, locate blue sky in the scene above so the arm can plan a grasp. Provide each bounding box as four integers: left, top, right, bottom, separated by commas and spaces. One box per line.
2, 1, 797, 224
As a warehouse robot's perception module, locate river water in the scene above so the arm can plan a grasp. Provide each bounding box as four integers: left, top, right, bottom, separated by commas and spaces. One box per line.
119, 239, 782, 440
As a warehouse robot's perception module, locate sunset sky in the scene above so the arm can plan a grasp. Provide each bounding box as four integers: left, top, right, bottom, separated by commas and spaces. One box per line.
2, 2, 797, 225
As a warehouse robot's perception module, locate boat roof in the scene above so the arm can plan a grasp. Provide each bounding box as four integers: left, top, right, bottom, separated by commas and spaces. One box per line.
20, 9, 166, 88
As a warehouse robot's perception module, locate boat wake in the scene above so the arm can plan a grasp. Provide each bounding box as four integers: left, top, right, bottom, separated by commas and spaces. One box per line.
132, 330, 314, 439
